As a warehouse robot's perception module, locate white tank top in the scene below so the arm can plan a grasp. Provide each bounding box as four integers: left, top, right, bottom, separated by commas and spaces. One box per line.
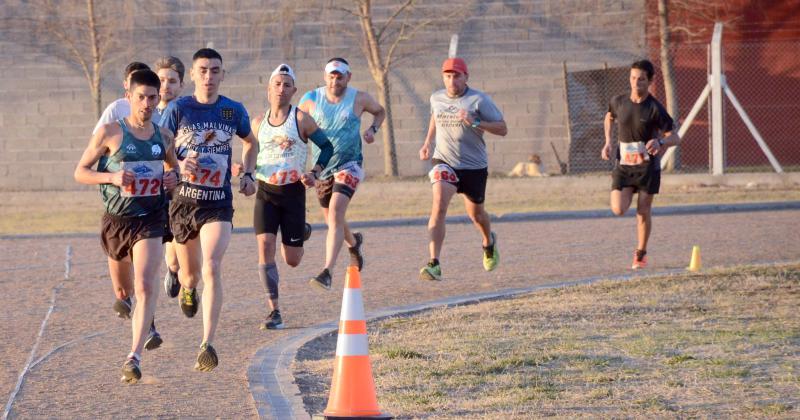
255, 106, 307, 185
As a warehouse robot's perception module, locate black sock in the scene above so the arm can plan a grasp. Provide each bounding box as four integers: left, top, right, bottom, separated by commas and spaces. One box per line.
636, 249, 647, 259
429, 258, 439, 267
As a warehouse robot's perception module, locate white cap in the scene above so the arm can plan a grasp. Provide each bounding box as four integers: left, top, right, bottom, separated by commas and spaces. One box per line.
324, 60, 350, 75
270, 63, 295, 82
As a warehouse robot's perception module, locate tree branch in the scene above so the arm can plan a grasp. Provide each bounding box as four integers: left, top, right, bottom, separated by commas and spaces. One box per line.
377, 0, 414, 42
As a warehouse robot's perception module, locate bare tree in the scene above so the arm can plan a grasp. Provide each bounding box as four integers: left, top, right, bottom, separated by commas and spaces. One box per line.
657, 0, 681, 170
2, 0, 142, 119
328, 0, 465, 176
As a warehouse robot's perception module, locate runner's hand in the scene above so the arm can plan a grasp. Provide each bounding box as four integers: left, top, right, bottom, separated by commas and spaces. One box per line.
601, 143, 611, 161
300, 171, 316, 188
362, 128, 375, 144
111, 170, 135, 187
162, 170, 178, 190
457, 109, 473, 126
239, 175, 256, 196
645, 139, 660, 155
231, 162, 244, 177
182, 152, 199, 180
419, 143, 430, 160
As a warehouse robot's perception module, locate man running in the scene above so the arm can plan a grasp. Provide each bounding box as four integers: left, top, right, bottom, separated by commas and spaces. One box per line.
152, 56, 186, 299
602, 59, 680, 269
93, 62, 151, 134
298, 57, 385, 290
418, 57, 507, 281
74, 69, 179, 383
252, 64, 334, 329
158, 48, 258, 371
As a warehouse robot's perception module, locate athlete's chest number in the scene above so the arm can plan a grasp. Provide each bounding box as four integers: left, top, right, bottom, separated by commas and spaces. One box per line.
122, 178, 161, 197
194, 169, 222, 187
619, 142, 649, 166
267, 169, 300, 185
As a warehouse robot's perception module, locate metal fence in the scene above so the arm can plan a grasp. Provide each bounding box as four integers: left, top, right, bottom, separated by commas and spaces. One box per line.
564, 40, 800, 174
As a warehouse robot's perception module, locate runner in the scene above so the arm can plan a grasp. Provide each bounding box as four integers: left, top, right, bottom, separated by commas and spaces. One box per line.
418, 57, 508, 281
74, 69, 179, 383
298, 57, 385, 290
92, 62, 151, 134
251, 64, 334, 329
602, 59, 680, 269
152, 56, 186, 299
158, 48, 258, 372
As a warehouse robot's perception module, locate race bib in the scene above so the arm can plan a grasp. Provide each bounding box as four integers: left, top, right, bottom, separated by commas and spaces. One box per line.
184, 152, 229, 188
333, 162, 364, 191
266, 168, 301, 186
428, 163, 459, 184
619, 142, 650, 166
121, 161, 164, 197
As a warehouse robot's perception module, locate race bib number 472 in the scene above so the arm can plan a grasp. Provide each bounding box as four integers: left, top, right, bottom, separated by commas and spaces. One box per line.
121, 161, 164, 197
184, 152, 229, 188
619, 141, 650, 166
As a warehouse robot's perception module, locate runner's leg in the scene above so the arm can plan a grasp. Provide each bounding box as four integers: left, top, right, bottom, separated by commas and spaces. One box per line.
463, 197, 492, 247
109, 257, 134, 301
323, 192, 351, 271
610, 187, 635, 216
428, 181, 457, 260
129, 237, 163, 356
257, 232, 280, 311
636, 192, 654, 252
165, 240, 179, 273
175, 238, 202, 289
199, 221, 232, 344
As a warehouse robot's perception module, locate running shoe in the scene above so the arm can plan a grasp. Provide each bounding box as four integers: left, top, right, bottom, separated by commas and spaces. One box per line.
144, 320, 162, 351
194, 342, 218, 372
419, 261, 442, 281
164, 270, 180, 298
179, 286, 199, 318
113, 297, 132, 319
121, 353, 141, 383
303, 223, 312, 242
482, 232, 500, 272
260, 310, 284, 330
632, 250, 648, 269
348, 232, 364, 271
309, 268, 332, 291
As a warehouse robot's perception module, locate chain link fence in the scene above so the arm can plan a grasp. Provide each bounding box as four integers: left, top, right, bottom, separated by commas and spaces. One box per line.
564, 41, 800, 174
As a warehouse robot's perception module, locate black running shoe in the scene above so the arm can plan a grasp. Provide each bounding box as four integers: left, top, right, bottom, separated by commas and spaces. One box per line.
348, 232, 364, 271
179, 287, 198, 318
144, 320, 162, 351
303, 223, 312, 242
164, 270, 180, 298
309, 268, 332, 291
113, 297, 132, 319
260, 310, 284, 330
121, 354, 141, 383
194, 342, 218, 372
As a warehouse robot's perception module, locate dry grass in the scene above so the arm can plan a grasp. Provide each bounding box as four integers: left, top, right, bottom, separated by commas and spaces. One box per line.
2, 178, 799, 235
294, 265, 800, 418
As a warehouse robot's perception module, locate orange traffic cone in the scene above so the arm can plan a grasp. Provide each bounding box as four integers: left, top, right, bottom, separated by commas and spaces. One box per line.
687, 245, 702, 272
321, 266, 392, 419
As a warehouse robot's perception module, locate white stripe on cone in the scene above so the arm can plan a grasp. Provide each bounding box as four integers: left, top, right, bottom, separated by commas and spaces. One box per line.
340, 289, 365, 321
336, 334, 370, 356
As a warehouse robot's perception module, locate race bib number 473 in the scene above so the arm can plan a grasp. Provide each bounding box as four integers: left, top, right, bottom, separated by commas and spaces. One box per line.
619, 141, 650, 166
333, 163, 365, 191
121, 161, 164, 197
184, 152, 229, 188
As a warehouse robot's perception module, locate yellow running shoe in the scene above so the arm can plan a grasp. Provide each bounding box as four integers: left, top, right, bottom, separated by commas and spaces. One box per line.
483, 232, 499, 271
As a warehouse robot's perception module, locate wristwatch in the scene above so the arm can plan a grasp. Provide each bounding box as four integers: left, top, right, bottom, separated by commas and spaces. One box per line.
243, 172, 255, 181
369, 125, 378, 134
657, 139, 665, 147
471, 117, 481, 128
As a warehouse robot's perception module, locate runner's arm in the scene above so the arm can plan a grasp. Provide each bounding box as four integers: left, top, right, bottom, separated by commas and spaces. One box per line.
359, 91, 385, 132
160, 128, 179, 190
472, 119, 507, 136
74, 125, 131, 187
419, 114, 436, 161
602, 112, 614, 160
298, 110, 333, 172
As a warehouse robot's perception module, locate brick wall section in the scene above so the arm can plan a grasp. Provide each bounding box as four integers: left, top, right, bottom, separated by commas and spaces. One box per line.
0, 0, 645, 191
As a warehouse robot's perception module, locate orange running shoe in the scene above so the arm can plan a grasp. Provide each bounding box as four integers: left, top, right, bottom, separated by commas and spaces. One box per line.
631, 250, 648, 269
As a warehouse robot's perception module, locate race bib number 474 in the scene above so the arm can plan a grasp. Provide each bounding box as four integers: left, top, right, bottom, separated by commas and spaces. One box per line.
121, 161, 164, 197
184, 152, 229, 188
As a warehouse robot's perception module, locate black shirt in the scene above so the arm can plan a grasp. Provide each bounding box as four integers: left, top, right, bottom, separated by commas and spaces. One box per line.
608, 94, 673, 144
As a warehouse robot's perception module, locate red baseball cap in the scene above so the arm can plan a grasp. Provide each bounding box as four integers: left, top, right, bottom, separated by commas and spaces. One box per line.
442, 57, 468, 75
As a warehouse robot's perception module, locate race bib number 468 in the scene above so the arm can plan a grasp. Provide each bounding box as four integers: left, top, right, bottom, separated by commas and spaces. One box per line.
121, 161, 164, 197
184, 152, 229, 188
619, 141, 650, 166
333, 162, 365, 191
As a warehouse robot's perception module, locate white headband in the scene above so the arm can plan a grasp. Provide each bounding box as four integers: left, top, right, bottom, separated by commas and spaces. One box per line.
324, 61, 350, 75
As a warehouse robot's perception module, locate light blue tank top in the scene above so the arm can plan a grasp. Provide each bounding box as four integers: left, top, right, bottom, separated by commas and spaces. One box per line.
307, 87, 361, 178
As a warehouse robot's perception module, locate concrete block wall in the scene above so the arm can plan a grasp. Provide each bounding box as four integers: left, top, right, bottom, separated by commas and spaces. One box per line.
0, 0, 645, 190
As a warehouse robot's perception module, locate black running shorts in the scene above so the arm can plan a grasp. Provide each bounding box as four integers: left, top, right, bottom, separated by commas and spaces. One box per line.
316, 176, 355, 208
168, 201, 234, 244
254, 181, 306, 247
611, 162, 661, 194
101, 210, 166, 261
431, 159, 489, 204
